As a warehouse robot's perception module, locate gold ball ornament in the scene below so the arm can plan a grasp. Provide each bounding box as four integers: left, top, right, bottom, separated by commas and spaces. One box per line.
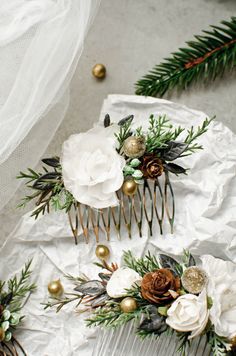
95, 245, 110, 260
123, 136, 146, 158
92, 63, 106, 79
0, 328, 5, 342
122, 179, 137, 196
48, 280, 64, 297
231, 336, 236, 349
120, 297, 138, 313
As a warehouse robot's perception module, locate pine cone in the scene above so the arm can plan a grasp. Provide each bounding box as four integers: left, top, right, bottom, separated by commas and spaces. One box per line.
139, 154, 164, 179
141, 269, 180, 304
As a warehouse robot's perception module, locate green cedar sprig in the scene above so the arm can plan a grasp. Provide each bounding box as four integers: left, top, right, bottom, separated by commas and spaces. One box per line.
0, 260, 36, 313
207, 330, 231, 356
123, 250, 160, 276
116, 114, 214, 155
86, 304, 144, 329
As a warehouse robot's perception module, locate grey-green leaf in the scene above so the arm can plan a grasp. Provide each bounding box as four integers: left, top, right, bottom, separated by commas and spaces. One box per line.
162, 141, 188, 161
74, 280, 106, 296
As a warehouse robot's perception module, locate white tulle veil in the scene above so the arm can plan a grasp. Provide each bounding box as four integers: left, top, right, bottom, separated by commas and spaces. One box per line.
0, 0, 100, 211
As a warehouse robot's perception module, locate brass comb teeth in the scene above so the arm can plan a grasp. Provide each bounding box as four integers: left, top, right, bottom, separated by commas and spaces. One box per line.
68, 172, 175, 244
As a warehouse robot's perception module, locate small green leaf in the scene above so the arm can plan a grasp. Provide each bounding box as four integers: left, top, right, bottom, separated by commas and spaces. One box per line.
157, 306, 168, 316
130, 158, 141, 168
132, 170, 143, 179
207, 296, 213, 309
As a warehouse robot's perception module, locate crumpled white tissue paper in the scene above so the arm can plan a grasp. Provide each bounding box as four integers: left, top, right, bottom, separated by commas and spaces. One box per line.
0, 94, 236, 355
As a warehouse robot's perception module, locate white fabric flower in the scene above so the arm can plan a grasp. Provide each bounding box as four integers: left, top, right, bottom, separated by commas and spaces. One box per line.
166, 289, 209, 339
201, 255, 236, 339
106, 267, 142, 298
61, 125, 125, 209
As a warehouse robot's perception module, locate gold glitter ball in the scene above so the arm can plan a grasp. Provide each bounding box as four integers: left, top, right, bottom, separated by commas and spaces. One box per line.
123, 136, 146, 158
181, 266, 208, 294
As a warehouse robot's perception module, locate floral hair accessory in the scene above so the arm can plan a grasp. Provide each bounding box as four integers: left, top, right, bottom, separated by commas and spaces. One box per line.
44, 250, 235, 356
18, 114, 213, 244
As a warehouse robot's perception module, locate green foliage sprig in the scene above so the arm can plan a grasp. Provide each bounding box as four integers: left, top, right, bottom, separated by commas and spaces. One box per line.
6, 260, 36, 313
0, 261, 36, 347
207, 330, 231, 356
17, 157, 75, 219
87, 303, 144, 329
135, 17, 236, 97
123, 250, 160, 276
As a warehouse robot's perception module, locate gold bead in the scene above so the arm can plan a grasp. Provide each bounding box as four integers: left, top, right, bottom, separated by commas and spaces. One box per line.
0, 328, 5, 342
92, 63, 106, 79
95, 245, 110, 260
120, 297, 138, 313
122, 179, 137, 196
48, 280, 64, 297
123, 136, 146, 158
231, 336, 236, 349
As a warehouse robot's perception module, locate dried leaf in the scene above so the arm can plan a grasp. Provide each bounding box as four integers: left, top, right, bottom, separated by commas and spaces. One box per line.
1, 292, 13, 306
139, 313, 167, 333
98, 273, 111, 282
104, 114, 111, 128
90, 293, 110, 307
162, 141, 188, 161
74, 280, 106, 296
33, 172, 61, 190
118, 115, 134, 126
188, 254, 196, 267
42, 157, 60, 168
163, 162, 186, 174
159, 254, 181, 276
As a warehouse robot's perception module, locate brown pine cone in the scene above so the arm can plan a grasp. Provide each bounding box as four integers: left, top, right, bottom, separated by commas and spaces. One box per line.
139, 154, 164, 179
141, 268, 180, 304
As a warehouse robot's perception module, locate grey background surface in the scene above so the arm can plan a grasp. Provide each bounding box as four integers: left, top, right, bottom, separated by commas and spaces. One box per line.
1, 0, 236, 243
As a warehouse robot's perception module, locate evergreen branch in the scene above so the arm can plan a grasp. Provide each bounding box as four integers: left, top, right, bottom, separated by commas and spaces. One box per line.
181, 116, 215, 155
6, 260, 36, 312
135, 17, 236, 97
144, 115, 181, 152
17, 168, 40, 183
86, 305, 144, 329
207, 330, 231, 356
123, 250, 160, 276
43, 294, 83, 313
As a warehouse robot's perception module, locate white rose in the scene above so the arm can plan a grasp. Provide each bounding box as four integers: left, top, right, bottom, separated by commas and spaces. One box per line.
166, 289, 209, 339
106, 267, 142, 298
89, 124, 120, 148
61, 126, 125, 209
201, 255, 236, 339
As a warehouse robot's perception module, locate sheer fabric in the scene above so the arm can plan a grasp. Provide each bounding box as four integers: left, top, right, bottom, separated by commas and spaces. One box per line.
0, 0, 100, 210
